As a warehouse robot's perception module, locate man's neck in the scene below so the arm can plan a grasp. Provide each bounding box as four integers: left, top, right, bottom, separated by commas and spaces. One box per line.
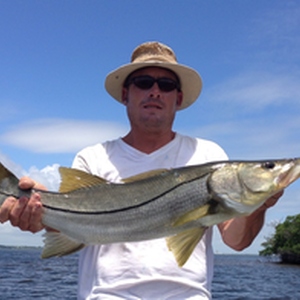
122, 130, 176, 154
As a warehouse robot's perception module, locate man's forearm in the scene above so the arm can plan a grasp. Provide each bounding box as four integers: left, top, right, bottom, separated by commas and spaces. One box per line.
218, 205, 268, 250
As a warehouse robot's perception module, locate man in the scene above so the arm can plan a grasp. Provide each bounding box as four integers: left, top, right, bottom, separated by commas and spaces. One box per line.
0, 41, 282, 299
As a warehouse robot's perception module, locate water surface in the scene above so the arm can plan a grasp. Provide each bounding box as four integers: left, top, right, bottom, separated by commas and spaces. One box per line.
1, 248, 300, 299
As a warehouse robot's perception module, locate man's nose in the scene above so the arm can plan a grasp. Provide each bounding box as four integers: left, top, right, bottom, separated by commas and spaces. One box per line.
149, 82, 161, 98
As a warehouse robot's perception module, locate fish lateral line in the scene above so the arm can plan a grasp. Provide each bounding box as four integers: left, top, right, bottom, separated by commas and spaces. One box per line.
42, 175, 211, 215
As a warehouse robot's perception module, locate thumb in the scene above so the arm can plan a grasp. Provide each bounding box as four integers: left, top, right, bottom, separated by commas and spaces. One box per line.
19, 176, 47, 191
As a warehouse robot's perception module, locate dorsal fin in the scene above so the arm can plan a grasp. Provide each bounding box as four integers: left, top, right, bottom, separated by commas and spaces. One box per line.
122, 169, 169, 183
59, 167, 107, 193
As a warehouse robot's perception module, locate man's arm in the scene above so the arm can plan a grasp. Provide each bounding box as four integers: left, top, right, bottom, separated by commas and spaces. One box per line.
218, 191, 283, 250
0, 177, 46, 233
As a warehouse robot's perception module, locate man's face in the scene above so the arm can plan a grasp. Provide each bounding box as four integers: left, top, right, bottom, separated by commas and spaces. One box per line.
122, 67, 183, 132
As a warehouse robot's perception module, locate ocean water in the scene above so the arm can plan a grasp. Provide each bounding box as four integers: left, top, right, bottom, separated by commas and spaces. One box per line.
212, 254, 300, 300
0, 247, 77, 299
1, 248, 300, 299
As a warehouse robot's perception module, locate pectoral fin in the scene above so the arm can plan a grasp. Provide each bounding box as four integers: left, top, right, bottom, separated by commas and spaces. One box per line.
173, 205, 210, 227
166, 227, 207, 267
42, 231, 85, 258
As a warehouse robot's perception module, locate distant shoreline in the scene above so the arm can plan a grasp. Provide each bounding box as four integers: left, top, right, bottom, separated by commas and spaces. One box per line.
0, 244, 42, 250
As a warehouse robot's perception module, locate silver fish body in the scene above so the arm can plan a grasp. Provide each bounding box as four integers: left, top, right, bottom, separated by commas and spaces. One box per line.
1, 158, 300, 266
42, 172, 212, 244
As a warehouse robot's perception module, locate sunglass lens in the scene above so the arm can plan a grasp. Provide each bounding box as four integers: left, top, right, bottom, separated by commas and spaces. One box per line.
134, 77, 154, 89
130, 76, 179, 92
158, 79, 177, 92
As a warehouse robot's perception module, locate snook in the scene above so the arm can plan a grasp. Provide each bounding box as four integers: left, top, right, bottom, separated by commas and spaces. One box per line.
1, 158, 300, 266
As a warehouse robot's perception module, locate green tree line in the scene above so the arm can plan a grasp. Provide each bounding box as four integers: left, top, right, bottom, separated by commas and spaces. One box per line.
259, 214, 300, 260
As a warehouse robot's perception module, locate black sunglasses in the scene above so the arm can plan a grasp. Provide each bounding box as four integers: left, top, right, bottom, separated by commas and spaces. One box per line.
125, 75, 181, 92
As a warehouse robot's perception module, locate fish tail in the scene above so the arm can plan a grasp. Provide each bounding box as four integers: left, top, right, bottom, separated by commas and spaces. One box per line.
0, 163, 20, 206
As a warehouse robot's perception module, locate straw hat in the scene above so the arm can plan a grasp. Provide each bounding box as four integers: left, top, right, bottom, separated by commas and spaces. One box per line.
105, 41, 202, 110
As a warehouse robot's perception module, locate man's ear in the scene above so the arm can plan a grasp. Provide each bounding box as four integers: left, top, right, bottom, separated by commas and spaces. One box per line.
176, 91, 183, 108
122, 88, 129, 104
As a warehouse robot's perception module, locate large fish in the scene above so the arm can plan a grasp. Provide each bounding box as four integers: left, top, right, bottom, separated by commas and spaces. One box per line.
1, 158, 300, 266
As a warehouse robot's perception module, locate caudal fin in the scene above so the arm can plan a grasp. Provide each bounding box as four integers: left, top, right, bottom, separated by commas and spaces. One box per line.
0, 163, 20, 206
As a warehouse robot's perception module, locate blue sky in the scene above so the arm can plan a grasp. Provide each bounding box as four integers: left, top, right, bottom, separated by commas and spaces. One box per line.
0, 0, 299, 254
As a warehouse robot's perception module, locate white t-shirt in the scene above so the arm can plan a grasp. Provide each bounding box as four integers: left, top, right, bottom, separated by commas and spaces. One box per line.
72, 133, 228, 300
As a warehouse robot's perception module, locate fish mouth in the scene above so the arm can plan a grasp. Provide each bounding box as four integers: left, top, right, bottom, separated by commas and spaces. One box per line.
277, 159, 300, 189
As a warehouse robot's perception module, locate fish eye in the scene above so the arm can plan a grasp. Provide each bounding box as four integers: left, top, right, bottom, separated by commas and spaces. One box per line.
262, 161, 276, 169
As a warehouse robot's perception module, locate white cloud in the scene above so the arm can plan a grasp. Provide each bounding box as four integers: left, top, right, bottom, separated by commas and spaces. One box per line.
27, 164, 61, 191
206, 71, 300, 111
1, 119, 128, 153
0, 222, 43, 247
184, 115, 300, 160
0, 151, 61, 191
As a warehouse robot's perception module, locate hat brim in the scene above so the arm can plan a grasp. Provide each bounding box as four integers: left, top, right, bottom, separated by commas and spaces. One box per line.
105, 61, 202, 110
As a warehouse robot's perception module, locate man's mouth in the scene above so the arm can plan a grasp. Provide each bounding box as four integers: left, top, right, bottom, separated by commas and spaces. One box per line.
142, 99, 163, 109
143, 104, 162, 109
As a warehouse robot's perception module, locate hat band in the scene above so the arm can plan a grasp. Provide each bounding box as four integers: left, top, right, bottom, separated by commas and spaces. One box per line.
133, 55, 177, 64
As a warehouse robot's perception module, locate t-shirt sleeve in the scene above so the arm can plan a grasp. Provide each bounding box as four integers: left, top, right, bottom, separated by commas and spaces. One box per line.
192, 138, 228, 165
72, 149, 91, 172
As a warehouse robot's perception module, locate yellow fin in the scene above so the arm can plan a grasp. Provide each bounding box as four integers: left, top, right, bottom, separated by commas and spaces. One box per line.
122, 169, 169, 183
59, 167, 107, 193
173, 205, 210, 227
41, 231, 85, 258
166, 227, 206, 267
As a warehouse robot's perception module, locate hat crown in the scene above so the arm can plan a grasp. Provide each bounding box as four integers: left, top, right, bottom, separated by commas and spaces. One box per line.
131, 42, 178, 64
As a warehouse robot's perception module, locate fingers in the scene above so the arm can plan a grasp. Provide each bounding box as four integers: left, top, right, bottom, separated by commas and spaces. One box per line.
27, 195, 45, 233
0, 193, 45, 233
16, 193, 44, 232
9, 196, 30, 227
0, 176, 46, 233
0, 196, 18, 224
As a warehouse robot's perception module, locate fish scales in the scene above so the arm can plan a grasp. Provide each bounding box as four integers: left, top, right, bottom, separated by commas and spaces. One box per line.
41, 174, 213, 244
40, 164, 218, 213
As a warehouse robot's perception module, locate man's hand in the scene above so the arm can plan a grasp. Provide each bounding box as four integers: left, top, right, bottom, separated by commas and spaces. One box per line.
219, 190, 284, 251
0, 177, 46, 233
262, 190, 284, 209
